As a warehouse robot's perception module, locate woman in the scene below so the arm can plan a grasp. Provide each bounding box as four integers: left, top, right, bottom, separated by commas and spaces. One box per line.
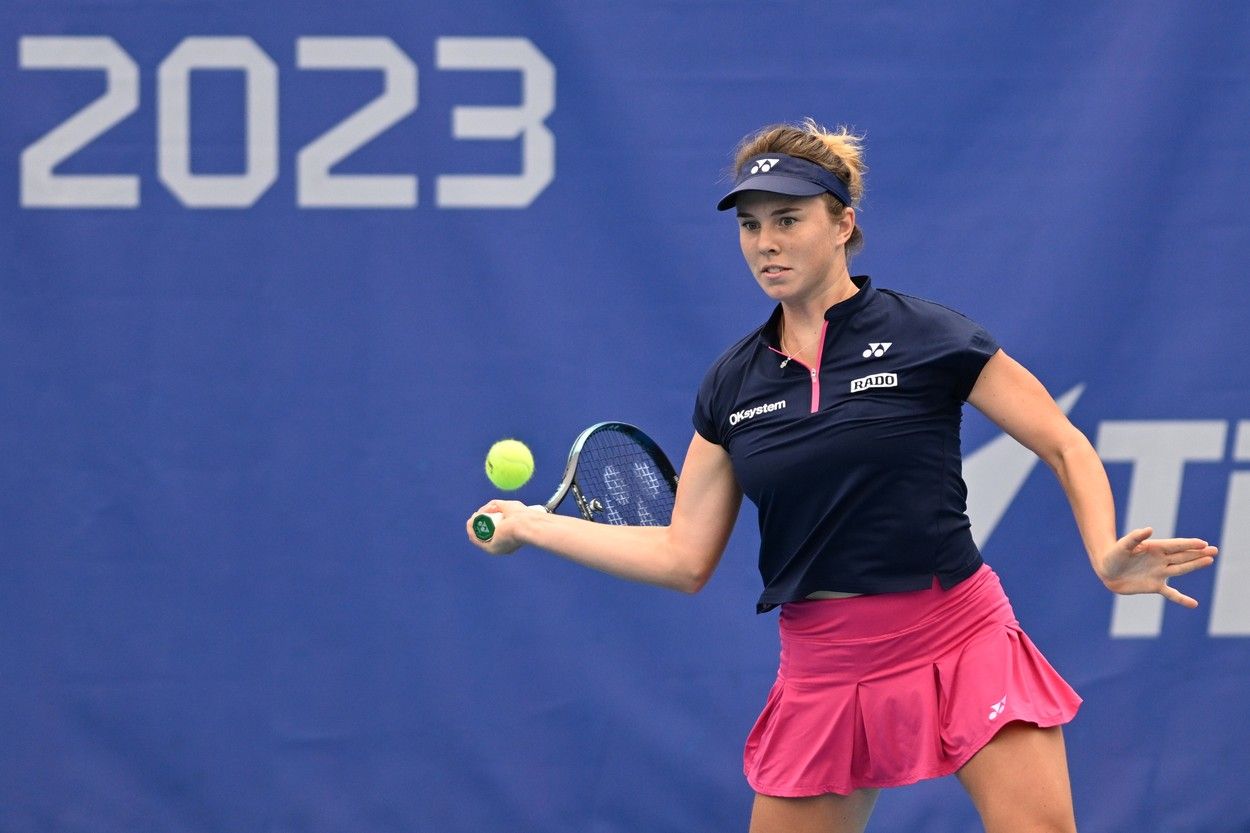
465, 119, 1217, 833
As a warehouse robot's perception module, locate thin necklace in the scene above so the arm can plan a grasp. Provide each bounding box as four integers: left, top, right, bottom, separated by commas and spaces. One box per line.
779, 281, 856, 367
779, 325, 817, 368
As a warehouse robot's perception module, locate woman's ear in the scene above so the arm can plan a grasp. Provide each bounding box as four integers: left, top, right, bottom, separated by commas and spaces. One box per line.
836, 206, 856, 246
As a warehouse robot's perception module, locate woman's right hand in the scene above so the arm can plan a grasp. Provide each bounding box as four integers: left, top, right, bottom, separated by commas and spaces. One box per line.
465, 500, 540, 556
463, 432, 743, 592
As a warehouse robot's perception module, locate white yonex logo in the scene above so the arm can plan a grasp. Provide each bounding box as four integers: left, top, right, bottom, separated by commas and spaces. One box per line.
849, 373, 897, 393
862, 342, 893, 358
988, 696, 1007, 721
729, 399, 787, 426
749, 158, 781, 174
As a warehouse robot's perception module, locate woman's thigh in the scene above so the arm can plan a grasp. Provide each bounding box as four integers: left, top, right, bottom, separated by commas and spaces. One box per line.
749, 789, 880, 833
955, 721, 1077, 833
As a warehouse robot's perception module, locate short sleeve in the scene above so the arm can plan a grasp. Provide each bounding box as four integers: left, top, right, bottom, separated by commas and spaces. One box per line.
692, 363, 723, 445
955, 325, 1000, 401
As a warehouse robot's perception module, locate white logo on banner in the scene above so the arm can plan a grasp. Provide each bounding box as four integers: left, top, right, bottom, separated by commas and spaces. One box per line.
965, 384, 1248, 638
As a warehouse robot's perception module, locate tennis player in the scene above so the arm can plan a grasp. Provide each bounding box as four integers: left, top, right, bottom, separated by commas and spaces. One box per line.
466, 119, 1218, 833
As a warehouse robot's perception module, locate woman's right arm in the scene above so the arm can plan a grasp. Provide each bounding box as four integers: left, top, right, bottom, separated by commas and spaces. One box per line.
464, 432, 743, 594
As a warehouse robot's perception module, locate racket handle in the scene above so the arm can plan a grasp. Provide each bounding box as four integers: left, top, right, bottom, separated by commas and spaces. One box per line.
472, 512, 502, 542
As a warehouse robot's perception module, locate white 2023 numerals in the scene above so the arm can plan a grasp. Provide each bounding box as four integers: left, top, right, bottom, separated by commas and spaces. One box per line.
19, 36, 555, 209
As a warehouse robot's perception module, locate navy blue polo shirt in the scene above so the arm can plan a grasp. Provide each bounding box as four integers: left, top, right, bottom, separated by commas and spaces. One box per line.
693, 277, 1000, 613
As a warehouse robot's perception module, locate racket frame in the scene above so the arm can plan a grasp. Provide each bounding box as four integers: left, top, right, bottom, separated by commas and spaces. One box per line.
545, 421, 678, 520
472, 421, 678, 541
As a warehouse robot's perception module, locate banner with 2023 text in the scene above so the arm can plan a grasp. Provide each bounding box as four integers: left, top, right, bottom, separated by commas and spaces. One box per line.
2, 3, 1247, 831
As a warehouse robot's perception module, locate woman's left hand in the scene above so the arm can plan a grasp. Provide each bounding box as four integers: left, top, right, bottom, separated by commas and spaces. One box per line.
1096, 527, 1219, 608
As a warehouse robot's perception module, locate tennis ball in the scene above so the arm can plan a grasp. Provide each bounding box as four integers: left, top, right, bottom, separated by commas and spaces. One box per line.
485, 439, 534, 490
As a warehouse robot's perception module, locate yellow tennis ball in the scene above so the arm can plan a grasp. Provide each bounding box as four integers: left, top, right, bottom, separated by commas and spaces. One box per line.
485, 439, 534, 490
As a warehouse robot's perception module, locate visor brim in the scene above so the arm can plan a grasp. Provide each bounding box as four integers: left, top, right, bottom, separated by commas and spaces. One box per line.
716, 174, 829, 211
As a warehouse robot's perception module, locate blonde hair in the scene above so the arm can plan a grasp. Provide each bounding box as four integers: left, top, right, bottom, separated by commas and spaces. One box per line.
730, 118, 867, 255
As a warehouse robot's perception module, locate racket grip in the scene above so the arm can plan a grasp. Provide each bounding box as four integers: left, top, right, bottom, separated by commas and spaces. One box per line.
472, 512, 502, 542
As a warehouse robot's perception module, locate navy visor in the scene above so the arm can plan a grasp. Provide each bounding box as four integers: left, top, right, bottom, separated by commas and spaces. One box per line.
717, 153, 853, 211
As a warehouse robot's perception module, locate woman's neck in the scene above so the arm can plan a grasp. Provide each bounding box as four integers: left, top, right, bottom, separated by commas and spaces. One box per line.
781, 272, 858, 335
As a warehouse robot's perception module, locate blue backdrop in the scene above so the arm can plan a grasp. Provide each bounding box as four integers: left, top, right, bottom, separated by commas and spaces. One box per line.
3, 3, 1249, 831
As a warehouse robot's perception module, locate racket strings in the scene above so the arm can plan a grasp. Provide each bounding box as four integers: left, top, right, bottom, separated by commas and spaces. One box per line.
575, 428, 677, 526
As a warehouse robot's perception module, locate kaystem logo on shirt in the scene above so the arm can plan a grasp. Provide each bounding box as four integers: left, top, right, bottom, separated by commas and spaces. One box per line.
849, 372, 898, 392
729, 399, 787, 426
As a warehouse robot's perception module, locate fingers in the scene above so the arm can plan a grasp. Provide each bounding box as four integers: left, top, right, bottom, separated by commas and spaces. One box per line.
1123, 529, 1218, 558
1119, 526, 1154, 552
1169, 546, 1219, 563
1136, 540, 1219, 564
1160, 583, 1200, 609
1166, 555, 1217, 578
1151, 539, 1217, 556
1153, 540, 1218, 607
1148, 546, 1219, 565
1158, 550, 1217, 607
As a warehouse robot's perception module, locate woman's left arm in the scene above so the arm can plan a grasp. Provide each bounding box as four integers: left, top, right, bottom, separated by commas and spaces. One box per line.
966, 349, 1218, 608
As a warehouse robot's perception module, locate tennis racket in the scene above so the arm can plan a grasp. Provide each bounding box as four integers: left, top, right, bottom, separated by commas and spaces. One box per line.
472, 421, 679, 542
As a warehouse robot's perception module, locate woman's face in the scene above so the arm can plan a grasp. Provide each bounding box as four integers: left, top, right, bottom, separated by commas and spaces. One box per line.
735, 191, 855, 306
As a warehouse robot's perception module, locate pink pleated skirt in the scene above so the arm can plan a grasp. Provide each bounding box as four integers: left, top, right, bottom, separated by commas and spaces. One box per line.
744, 564, 1081, 797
